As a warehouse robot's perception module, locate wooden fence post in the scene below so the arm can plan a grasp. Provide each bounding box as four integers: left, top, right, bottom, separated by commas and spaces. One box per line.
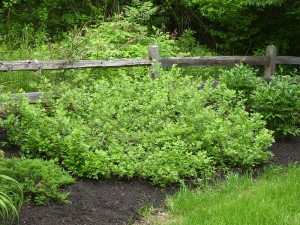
148, 45, 160, 79
264, 45, 277, 80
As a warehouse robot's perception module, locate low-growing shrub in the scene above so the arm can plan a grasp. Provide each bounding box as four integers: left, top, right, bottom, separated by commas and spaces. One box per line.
219, 64, 260, 101
219, 65, 300, 137
250, 75, 300, 137
2, 67, 274, 186
0, 158, 74, 205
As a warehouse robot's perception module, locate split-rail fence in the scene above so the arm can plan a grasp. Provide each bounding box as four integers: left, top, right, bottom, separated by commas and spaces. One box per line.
1, 45, 300, 103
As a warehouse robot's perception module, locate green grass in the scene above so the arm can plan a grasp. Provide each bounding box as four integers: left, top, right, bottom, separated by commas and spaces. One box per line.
159, 164, 300, 225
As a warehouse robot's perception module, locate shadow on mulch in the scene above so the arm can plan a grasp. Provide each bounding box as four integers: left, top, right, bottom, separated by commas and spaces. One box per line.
1, 128, 300, 225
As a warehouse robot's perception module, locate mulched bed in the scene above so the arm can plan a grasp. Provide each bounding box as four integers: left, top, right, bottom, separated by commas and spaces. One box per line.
1, 128, 300, 225
270, 135, 300, 165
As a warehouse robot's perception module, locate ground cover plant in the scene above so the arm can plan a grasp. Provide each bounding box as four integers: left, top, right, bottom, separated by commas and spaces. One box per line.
1, 66, 274, 186
152, 164, 300, 225
0, 158, 74, 205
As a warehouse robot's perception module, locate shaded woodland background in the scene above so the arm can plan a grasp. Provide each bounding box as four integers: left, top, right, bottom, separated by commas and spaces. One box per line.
1, 0, 300, 56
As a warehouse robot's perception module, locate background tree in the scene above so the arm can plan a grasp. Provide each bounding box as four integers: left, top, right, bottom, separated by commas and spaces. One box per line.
0, 0, 300, 55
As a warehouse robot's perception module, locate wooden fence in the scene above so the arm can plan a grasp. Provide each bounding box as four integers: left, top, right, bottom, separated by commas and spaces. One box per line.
1, 45, 300, 103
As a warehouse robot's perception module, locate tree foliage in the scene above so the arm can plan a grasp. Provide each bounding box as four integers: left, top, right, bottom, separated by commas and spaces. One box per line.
245, 0, 284, 6
1, 0, 300, 55
189, 0, 300, 54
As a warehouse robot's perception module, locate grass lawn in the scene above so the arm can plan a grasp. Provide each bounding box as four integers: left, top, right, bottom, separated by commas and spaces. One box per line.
147, 164, 300, 225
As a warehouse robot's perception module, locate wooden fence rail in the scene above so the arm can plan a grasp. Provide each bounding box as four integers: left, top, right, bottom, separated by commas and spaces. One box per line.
0, 59, 152, 71
1, 45, 300, 103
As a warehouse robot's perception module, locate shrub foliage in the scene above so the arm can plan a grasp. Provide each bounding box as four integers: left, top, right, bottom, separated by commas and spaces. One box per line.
2, 67, 274, 186
220, 64, 300, 137
251, 75, 300, 137
0, 158, 74, 205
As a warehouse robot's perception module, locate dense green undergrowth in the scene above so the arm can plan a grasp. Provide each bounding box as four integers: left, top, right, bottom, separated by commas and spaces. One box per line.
0, 14, 211, 92
1, 0, 300, 55
1, 67, 274, 186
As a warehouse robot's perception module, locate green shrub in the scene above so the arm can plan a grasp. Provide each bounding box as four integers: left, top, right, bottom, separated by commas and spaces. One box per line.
250, 75, 300, 137
2, 67, 274, 186
0, 158, 74, 205
219, 64, 260, 100
219, 65, 300, 137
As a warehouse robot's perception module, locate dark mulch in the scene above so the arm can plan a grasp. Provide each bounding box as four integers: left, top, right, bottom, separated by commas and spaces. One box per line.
270, 135, 300, 165
20, 179, 172, 225
1, 128, 300, 225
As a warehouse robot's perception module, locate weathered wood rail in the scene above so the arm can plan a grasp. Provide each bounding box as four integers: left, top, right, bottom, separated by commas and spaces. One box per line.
0, 59, 152, 71
1, 45, 300, 103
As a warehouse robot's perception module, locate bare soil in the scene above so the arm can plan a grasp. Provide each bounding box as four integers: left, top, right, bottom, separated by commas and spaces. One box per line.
1, 128, 300, 225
